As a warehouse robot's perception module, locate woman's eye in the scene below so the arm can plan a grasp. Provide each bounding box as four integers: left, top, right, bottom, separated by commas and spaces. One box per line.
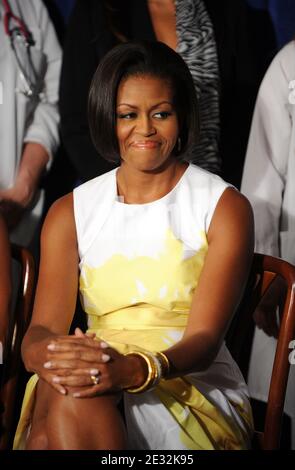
117, 112, 136, 120
153, 111, 172, 119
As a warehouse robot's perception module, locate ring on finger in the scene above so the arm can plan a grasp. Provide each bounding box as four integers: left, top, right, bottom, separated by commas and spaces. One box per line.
90, 374, 100, 385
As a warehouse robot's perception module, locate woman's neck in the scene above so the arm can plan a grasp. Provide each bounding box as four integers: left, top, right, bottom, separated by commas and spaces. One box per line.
116, 160, 188, 204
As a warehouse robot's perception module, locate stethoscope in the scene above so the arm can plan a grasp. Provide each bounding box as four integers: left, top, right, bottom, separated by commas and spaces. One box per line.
3, 0, 38, 98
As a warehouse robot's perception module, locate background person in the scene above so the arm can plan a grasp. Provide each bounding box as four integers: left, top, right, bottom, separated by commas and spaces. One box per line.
241, 39, 295, 448
0, 213, 11, 372
0, 0, 61, 248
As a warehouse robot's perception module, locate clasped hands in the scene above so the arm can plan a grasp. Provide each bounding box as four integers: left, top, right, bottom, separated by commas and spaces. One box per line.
39, 328, 141, 398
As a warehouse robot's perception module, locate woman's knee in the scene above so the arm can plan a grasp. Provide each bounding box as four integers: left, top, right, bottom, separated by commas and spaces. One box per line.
45, 393, 126, 449
26, 423, 48, 450
53, 393, 120, 419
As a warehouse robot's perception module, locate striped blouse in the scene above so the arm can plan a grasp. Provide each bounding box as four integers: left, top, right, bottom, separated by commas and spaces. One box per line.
175, 0, 220, 173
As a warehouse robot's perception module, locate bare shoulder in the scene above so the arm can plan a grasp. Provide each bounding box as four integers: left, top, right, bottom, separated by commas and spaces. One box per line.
45, 192, 74, 220
41, 193, 77, 246
208, 187, 254, 243
218, 187, 253, 218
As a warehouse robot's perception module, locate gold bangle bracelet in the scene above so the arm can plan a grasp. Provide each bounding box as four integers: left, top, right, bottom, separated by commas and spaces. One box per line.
125, 351, 158, 394
156, 351, 170, 378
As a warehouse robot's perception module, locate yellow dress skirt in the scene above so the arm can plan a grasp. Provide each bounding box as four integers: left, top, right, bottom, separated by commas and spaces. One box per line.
14, 304, 253, 450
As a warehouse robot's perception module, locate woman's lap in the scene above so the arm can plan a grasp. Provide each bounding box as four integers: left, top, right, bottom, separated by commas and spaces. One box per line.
26, 379, 125, 449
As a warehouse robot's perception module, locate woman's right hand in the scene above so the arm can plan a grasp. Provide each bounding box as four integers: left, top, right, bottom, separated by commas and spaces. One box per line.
23, 328, 105, 395
31, 332, 110, 395
33, 328, 147, 398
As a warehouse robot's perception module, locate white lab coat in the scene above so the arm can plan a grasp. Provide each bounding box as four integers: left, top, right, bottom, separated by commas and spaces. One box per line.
241, 41, 295, 442
0, 0, 61, 246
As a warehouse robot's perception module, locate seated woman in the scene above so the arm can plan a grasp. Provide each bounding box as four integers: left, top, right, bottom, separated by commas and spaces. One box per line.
13, 41, 254, 450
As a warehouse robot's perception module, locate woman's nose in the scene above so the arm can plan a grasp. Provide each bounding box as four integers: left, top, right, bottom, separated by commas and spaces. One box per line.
136, 115, 156, 136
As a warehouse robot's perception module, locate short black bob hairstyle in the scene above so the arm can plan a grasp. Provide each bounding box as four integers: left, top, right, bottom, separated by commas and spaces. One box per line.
88, 41, 200, 163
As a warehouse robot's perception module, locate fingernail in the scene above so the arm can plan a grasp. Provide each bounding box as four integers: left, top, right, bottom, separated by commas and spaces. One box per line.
44, 361, 52, 368
102, 354, 110, 362
73, 392, 80, 397
52, 376, 60, 383
60, 388, 66, 395
47, 343, 56, 350
100, 341, 109, 349
90, 368, 99, 375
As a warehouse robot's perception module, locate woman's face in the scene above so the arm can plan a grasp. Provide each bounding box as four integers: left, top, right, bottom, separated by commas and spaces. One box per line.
116, 74, 179, 172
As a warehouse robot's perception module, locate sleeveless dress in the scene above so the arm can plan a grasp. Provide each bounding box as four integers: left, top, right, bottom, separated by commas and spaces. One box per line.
14, 164, 253, 450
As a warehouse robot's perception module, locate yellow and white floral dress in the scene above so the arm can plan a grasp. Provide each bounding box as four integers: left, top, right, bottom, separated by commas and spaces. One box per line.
14, 164, 253, 450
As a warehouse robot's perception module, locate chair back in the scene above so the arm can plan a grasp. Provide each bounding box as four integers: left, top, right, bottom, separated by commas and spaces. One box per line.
226, 253, 295, 449
0, 244, 35, 450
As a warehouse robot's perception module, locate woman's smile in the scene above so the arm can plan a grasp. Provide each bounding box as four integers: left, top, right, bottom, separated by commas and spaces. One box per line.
131, 140, 160, 149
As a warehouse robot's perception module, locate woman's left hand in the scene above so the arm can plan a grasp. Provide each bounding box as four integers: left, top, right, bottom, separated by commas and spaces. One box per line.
44, 328, 145, 397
